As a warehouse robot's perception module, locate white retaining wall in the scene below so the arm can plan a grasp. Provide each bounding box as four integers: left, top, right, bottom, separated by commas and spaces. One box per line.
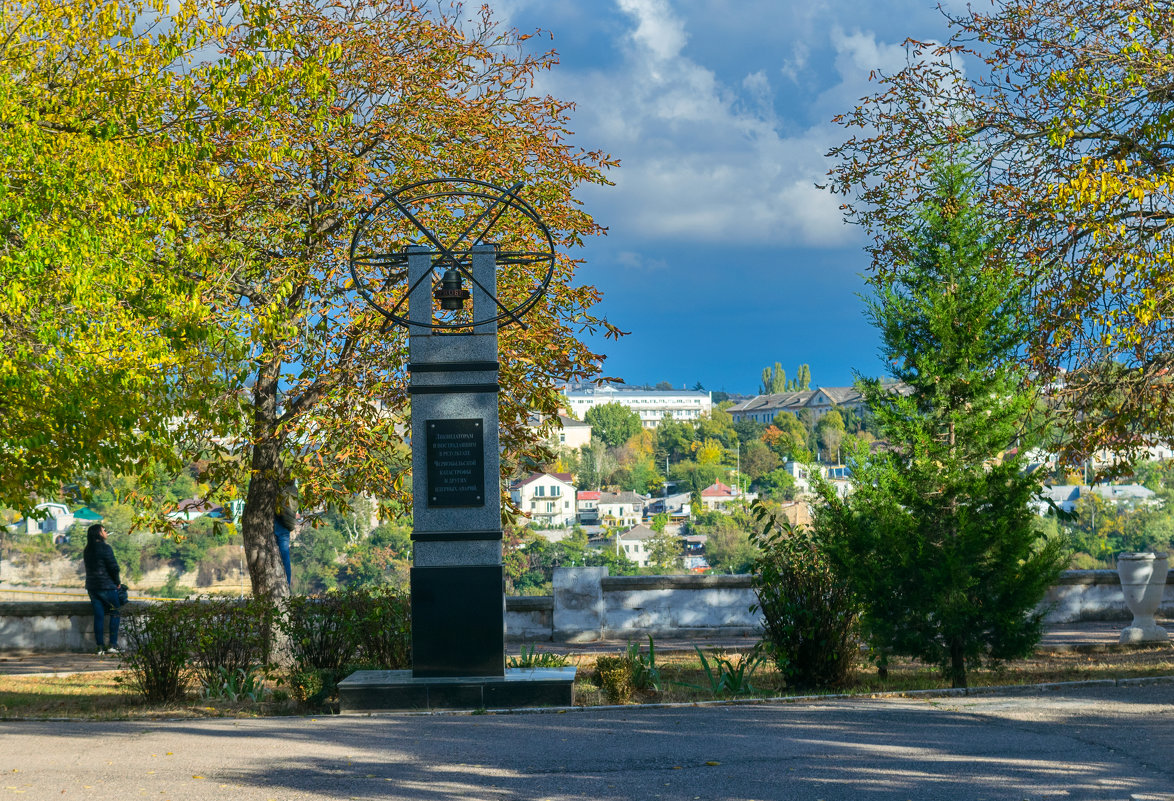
2, 570, 1170, 651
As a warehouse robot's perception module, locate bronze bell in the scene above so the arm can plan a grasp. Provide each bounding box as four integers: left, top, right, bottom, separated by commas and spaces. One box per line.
433, 267, 471, 311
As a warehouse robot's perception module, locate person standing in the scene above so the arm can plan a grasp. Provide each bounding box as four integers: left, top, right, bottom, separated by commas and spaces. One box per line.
274, 479, 297, 586
83, 523, 123, 655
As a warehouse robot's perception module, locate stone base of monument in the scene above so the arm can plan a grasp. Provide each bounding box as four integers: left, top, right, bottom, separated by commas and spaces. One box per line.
338, 667, 576, 713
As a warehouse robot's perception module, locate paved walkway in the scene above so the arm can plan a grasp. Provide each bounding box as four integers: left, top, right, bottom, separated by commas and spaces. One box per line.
2, 682, 1173, 800
0, 620, 1164, 677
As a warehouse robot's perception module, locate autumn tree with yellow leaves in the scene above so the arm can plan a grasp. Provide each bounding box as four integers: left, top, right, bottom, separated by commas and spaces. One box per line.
3, 0, 618, 597
0, 1, 240, 511
826, 0, 1174, 467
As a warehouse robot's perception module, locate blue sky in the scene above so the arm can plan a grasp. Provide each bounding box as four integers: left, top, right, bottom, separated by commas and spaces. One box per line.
496, 0, 969, 395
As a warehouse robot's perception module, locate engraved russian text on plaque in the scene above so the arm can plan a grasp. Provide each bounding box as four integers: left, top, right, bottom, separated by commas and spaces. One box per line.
426, 418, 485, 507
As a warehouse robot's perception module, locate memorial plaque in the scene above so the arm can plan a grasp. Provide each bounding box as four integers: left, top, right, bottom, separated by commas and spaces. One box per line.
426, 418, 485, 507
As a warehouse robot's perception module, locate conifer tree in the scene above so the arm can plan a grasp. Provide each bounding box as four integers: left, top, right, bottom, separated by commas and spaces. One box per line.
813, 164, 1066, 688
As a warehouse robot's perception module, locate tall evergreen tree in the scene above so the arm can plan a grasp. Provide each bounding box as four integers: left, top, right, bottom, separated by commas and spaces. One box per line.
794, 364, 811, 391
813, 164, 1066, 688
762, 363, 787, 395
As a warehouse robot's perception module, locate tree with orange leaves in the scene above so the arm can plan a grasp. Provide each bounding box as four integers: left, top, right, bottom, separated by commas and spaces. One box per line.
177, 1, 619, 597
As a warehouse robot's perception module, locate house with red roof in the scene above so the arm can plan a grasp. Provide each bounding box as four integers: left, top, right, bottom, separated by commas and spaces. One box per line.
576, 490, 602, 525
509, 472, 577, 528
699, 481, 753, 512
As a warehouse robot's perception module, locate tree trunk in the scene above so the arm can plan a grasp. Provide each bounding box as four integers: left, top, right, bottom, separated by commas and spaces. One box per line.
949, 638, 967, 689
241, 356, 289, 599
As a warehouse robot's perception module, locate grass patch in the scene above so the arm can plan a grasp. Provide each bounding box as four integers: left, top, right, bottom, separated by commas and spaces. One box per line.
572, 643, 1174, 705
0, 672, 302, 720
1, 643, 1171, 717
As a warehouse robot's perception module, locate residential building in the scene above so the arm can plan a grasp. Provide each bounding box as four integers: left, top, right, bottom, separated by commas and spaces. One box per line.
14, 502, 74, 535
781, 461, 812, 495
576, 490, 601, 525
698, 481, 754, 511
617, 524, 657, 567
645, 491, 692, 520
1034, 483, 1160, 515
728, 382, 910, 424
775, 500, 813, 529
528, 413, 592, 451
726, 390, 814, 424
562, 383, 712, 429
167, 497, 219, 522
510, 472, 577, 528
597, 491, 645, 528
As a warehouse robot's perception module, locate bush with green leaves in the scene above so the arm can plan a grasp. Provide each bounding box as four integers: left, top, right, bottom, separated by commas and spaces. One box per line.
280, 593, 362, 675
189, 596, 276, 693
288, 668, 327, 705
348, 586, 411, 669
750, 500, 859, 690
593, 655, 634, 704
279, 585, 412, 694
120, 602, 196, 703
201, 666, 267, 703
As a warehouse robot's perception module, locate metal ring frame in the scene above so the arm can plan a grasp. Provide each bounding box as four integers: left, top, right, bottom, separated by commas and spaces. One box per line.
348, 178, 556, 330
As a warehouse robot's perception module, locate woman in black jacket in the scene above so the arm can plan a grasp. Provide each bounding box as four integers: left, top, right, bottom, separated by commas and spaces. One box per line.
83, 523, 123, 654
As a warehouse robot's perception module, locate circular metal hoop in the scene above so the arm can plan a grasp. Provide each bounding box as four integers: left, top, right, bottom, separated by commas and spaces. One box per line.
348, 178, 556, 329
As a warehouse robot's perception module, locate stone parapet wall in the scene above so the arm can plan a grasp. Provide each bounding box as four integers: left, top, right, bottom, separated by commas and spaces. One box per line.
1043, 569, 1173, 623
3, 570, 1171, 652
599, 574, 759, 639
0, 601, 147, 651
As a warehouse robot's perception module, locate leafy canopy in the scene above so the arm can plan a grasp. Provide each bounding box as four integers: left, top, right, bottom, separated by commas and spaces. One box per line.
826, 0, 1174, 465
814, 164, 1066, 689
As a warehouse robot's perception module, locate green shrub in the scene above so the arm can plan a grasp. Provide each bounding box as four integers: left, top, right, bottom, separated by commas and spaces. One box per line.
279, 586, 411, 682
288, 668, 327, 705
280, 593, 360, 675
201, 666, 267, 703
594, 655, 634, 704
120, 602, 194, 703
750, 500, 859, 690
347, 586, 411, 669
189, 596, 276, 693
691, 646, 765, 698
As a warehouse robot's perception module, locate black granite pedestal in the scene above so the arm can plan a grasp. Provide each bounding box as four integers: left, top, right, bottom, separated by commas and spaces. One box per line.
338, 667, 576, 713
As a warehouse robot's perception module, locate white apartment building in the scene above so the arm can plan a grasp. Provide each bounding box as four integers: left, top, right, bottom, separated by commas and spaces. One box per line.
562, 384, 712, 429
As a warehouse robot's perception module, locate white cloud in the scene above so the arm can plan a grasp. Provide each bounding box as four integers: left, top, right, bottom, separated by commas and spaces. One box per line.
516, 1, 945, 249
615, 251, 668, 272
617, 0, 688, 62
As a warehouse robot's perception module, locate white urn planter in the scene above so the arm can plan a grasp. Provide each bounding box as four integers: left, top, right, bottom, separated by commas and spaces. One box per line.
1117, 551, 1169, 644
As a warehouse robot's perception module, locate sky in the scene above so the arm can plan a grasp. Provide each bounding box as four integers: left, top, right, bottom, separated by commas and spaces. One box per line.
493, 0, 972, 396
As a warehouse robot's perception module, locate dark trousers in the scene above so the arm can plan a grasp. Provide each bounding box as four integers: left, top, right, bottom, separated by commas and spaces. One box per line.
87, 589, 120, 649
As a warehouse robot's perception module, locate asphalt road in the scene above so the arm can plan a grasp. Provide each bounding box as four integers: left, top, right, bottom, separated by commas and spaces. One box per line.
2, 683, 1172, 801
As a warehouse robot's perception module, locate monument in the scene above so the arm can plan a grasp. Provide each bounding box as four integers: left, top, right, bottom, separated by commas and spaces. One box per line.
338, 179, 576, 711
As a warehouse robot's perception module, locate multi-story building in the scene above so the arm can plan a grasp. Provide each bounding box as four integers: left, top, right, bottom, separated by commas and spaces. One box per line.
509, 472, 578, 528
562, 383, 712, 429
616, 524, 657, 567
526, 413, 592, 452
576, 490, 601, 525
596, 490, 645, 528
729, 383, 915, 424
